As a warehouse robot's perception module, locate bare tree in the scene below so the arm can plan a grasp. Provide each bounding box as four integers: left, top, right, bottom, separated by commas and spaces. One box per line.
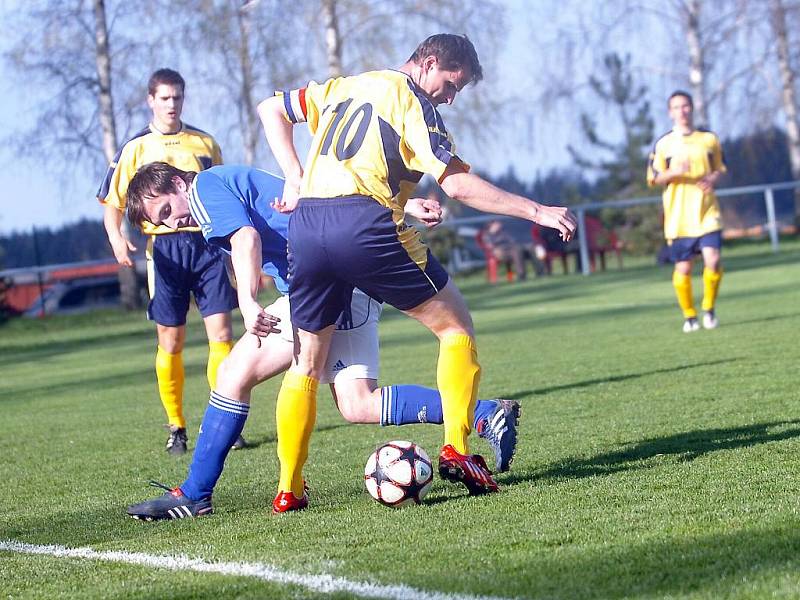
321, 0, 344, 77
92, 0, 141, 308
768, 0, 800, 223
4, 0, 156, 307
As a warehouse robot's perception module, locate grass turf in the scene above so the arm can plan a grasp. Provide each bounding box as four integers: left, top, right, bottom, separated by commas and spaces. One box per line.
1, 237, 799, 599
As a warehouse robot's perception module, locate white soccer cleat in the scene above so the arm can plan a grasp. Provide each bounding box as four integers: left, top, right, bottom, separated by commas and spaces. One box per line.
683, 317, 700, 333
702, 310, 719, 330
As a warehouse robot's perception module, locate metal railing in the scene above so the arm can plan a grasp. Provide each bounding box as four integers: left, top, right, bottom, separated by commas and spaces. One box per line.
437, 180, 799, 276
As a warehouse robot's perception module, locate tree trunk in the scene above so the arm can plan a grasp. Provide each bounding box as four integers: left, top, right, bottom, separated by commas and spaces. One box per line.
237, 3, 259, 165
769, 0, 800, 227
93, 0, 141, 309
322, 0, 343, 77
683, 0, 710, 128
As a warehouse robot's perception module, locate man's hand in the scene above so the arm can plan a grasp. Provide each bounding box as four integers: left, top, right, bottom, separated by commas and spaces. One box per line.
109, 235, 137, 268
405, 196, 443, 228
240, 301, 281, 347
272, 175, 302, 214
696, 172, 719, 194
535, 205, 578, 242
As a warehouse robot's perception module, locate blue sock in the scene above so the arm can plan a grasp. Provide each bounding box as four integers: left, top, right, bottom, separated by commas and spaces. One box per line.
180, 391, 249, 501
380, 385, 495, 430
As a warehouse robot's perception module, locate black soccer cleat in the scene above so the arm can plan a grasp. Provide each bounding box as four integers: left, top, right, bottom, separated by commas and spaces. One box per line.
231, 434, 247, 450
477, 399, 521, 472
166, 426, 188, 455
127, 481, 212, 521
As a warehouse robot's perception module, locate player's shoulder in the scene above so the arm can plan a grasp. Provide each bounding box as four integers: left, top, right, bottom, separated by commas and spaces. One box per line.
694, 127, 721, 142
118, 124, 153, 152
182, 123, 218, 141
653, 129, 674, 148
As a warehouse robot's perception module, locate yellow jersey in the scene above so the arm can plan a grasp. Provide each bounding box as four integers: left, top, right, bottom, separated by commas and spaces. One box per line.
277, 69, 466, 226
647, 128, 726, 240
97, 123, 223, 235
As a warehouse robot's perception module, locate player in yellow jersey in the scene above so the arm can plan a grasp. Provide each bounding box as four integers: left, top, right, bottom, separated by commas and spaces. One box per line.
258, 33, 576, 512
647, 91, 726, 333
97, 69, 240, 455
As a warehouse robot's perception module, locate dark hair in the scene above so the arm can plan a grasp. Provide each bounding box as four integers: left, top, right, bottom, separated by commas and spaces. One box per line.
668, 90, 693, 108
126, 162, 195, 229
148, 68, 185, 96
408, 34, 483, 84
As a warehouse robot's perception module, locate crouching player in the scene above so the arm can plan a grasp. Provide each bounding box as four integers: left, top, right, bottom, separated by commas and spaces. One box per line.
124, 162, 520, 519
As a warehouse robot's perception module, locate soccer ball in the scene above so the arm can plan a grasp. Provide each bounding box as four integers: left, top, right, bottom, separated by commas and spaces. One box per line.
364, 440, 433, 507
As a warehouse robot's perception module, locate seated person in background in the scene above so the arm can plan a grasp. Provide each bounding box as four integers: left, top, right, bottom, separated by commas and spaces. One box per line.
481, 220, 527, 281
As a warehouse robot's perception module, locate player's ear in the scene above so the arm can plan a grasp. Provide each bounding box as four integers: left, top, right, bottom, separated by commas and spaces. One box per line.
173, 175, 187, 192
423, 55, 437, 72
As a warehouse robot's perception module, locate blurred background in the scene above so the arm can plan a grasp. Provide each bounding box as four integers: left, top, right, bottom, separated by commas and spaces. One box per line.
1, 0, 799, 317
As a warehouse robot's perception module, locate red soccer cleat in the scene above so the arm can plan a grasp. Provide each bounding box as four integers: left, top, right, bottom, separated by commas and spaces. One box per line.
438, 444, 499, 495
272, 482, 310, 514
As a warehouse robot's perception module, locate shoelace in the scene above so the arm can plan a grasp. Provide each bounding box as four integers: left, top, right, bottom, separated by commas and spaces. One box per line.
148, 480, 173, 492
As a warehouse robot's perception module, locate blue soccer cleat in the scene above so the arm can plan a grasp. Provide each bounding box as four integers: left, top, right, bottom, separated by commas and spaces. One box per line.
127, 481, 212, 521
477, 399, 521, 472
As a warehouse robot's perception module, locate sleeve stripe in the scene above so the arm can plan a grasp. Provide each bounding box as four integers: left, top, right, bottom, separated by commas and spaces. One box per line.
188, 179, 211, 228
279, 89, 308, 124
280, 90, 298, 123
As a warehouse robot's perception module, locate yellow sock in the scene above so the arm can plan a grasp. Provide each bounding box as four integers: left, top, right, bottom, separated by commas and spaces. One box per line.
672, 271, 697, 318
701, 268, 722, 312
155, 346, 185, 428
437, 334, 481, 455
276, 371, 318, 497
206, 340, 233, 390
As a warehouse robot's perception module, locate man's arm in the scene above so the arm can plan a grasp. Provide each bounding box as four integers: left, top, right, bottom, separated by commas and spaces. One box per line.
439, 163, 577, 240
103, 203, 137, 267
652, 162, 689, 186
228, 226, 280, 339
257, 95, 303, 212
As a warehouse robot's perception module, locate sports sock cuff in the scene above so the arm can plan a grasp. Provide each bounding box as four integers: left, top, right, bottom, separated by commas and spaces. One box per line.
703, 267, 722, 280
380, 386, 395, 426
440, 333, 476, 352
209, 391, 250, 416
282, 371, 319, 393
208, 339, 234, 351
156, 345, 181, 357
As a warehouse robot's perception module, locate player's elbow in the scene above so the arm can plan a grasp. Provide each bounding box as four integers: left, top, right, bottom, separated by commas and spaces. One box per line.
257, 96, 282, 122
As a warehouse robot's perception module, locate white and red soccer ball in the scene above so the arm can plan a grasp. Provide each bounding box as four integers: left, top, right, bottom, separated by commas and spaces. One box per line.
364, 440, 433, 507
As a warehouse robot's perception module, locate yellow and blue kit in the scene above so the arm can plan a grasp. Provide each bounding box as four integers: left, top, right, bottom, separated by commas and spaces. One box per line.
647, 127, 726, 242
277, 70, 460, 331
96, 123, 236, 326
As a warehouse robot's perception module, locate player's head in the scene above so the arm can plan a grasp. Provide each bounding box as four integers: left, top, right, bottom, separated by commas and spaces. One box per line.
667, 90, 693, 129
405, 34, 482, 106
127, 162, 197, 230
147, 68, 185, 132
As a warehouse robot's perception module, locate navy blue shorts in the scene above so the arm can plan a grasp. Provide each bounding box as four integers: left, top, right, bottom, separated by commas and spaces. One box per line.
668, 230, 722, 263
287, 196, 449, 332
147, 231, 237, 327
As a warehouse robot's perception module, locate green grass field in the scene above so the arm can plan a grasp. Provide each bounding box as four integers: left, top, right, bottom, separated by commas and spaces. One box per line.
2, 238, 799, 599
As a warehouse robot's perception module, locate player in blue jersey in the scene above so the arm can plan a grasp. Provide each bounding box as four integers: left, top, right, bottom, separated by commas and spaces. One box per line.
123, 162, 519, 520
259, 33, 576, 510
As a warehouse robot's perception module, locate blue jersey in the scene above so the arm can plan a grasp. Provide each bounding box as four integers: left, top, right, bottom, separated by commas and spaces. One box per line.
188, 166, 290, 293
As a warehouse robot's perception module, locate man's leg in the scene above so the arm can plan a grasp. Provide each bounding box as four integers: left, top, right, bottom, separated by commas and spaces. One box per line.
275, 326, 334, 503
700, 245, 722, 328
672, 260, 699, 332
404, 280, 478, 455
181, 332, 293, 500
155, 324, 188, 453
203, 312, 234, 390
127, 329, 294, 520
332, 378, 520, 472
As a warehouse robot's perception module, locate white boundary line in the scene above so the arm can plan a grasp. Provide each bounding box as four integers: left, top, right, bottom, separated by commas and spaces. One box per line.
0, 540, 513, 600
